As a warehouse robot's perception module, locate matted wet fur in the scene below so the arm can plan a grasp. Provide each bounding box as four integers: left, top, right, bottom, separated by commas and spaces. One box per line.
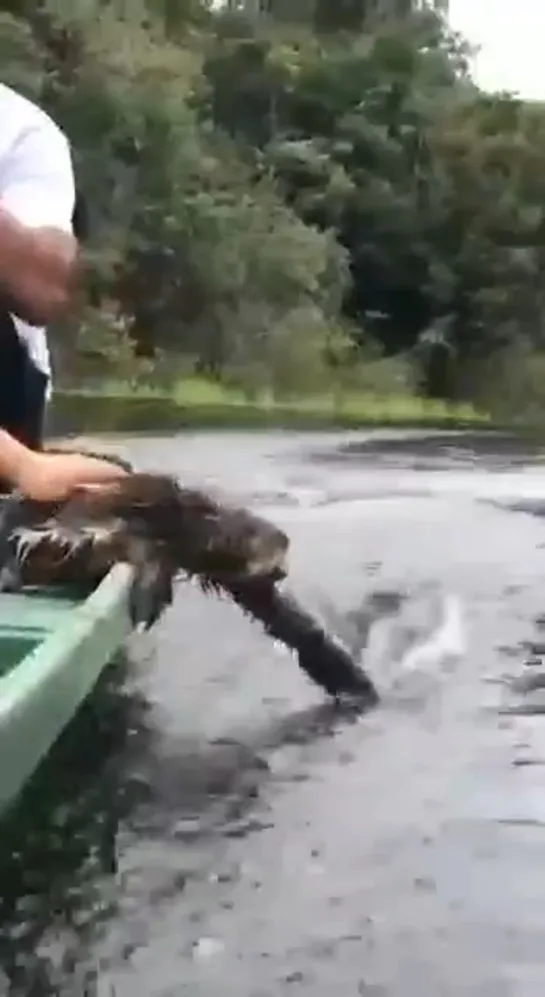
0, 449, 377, 704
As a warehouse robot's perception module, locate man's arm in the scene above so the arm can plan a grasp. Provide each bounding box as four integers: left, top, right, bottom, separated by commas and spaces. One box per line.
0, 427, 127, 501
0, 122, 80, 327
0, 116, 130, 499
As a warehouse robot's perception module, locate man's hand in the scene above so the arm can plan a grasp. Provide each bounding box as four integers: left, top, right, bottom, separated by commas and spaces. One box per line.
15, 449, 128, 503
0, 210, 79, 327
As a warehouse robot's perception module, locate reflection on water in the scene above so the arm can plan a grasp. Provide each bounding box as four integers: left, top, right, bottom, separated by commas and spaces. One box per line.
306, 431, 545, 472
0, 655, 154, 994
0, 574, 476, 989
0, 653, 365, 993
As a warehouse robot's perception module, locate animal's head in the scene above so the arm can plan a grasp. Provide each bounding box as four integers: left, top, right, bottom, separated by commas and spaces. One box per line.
68, 473, 289, 584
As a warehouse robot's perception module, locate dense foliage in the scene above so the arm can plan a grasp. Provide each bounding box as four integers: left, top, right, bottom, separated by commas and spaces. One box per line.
4, 0, 545, 411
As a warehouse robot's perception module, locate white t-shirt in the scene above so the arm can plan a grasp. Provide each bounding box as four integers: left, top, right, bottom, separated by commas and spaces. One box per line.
0, 83, 76, 389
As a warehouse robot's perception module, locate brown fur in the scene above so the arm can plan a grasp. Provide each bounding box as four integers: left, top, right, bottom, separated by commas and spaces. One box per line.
11, 472, 289, 591
4, 459, 377, 703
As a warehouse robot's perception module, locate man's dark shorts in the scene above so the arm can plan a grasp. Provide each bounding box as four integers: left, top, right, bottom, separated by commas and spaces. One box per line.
0, 315, 47, 450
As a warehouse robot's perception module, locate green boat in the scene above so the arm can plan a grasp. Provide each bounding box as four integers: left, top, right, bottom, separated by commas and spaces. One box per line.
0, 563, 135, 815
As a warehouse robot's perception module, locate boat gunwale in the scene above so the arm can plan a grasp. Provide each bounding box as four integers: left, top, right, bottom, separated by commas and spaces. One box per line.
0, 563, 135, 718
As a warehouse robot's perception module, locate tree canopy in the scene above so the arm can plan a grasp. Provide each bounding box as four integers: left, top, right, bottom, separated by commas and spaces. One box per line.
3, 0, 545, 409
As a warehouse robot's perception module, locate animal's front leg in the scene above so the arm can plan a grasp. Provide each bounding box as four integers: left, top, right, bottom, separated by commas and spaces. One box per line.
0, 490, 50, 592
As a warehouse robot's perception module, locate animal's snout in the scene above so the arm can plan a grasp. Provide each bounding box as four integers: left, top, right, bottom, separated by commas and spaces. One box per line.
245, 521, 289, 580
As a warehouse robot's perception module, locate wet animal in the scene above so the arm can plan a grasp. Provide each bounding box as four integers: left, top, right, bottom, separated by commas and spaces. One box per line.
0, 451, 378, 705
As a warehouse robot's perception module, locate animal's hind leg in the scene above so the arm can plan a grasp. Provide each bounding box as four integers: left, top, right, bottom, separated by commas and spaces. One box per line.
126, 538, 176, 631
0, 560, 24, 593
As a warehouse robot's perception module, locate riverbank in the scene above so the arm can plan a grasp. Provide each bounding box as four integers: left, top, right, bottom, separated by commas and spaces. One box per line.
48, 384, 490, 436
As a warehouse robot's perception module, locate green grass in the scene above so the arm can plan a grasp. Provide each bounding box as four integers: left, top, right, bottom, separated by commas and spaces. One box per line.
50, 377, 492, 435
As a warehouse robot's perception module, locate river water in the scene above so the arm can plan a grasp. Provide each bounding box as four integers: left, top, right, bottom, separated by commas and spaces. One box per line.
2, 429, 545, 995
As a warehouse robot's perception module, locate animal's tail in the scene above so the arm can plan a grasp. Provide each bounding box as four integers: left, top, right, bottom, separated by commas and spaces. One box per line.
226, 578, 379, 705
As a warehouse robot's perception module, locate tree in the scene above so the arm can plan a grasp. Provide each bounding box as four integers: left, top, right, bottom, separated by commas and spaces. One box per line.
7, 0, 545, 408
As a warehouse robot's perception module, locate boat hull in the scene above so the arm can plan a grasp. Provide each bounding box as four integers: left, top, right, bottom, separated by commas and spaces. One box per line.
0, 563, 134, 815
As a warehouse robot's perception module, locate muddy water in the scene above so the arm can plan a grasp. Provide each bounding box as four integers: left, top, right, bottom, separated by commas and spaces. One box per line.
2, 430, 545, 995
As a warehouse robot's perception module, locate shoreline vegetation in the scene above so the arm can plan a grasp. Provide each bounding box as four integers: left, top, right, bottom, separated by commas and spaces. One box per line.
49, 379, 490, 436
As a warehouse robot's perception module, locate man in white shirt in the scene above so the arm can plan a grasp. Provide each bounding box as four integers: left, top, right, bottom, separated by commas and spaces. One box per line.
0, 83, 126, 499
